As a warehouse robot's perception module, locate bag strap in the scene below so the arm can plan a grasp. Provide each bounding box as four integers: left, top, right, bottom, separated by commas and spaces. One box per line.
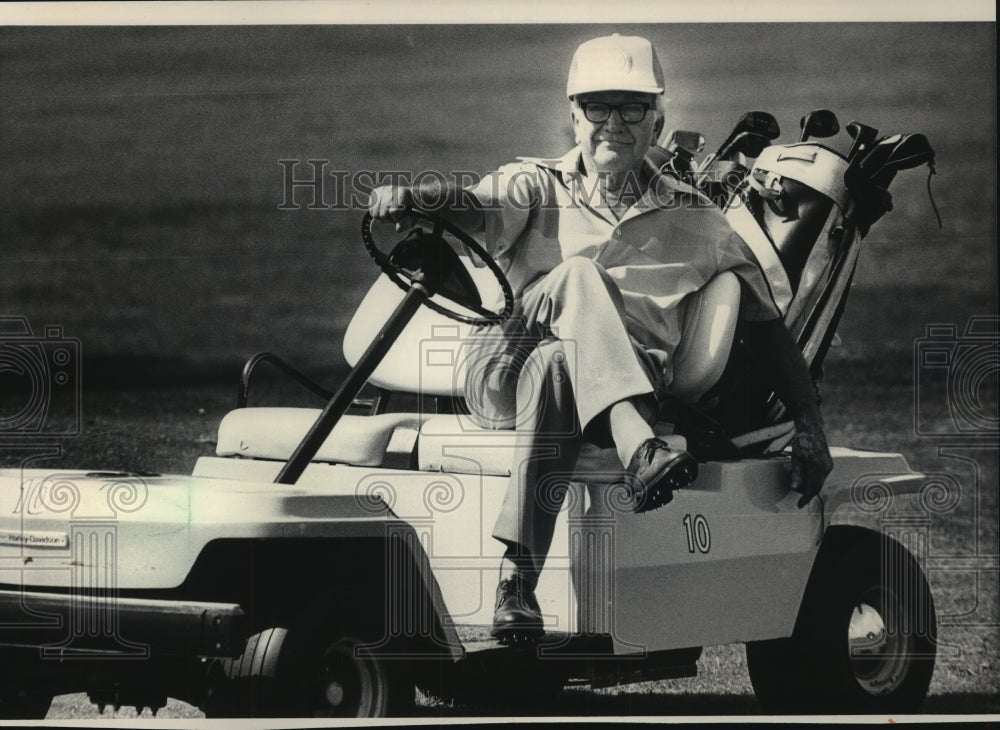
724, 201, 794, 315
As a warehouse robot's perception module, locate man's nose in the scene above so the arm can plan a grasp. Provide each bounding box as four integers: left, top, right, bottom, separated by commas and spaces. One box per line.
603, 109, 627, 130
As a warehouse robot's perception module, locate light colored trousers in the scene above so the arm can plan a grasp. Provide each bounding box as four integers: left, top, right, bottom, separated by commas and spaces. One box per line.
464, 257, 662, 574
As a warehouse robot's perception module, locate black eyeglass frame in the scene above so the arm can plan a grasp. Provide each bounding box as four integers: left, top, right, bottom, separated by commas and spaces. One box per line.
577, 100, 655, 124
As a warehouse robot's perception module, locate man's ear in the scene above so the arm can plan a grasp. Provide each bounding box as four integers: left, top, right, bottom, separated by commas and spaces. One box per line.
570, 103, 584, 143
653, 114, 665, 139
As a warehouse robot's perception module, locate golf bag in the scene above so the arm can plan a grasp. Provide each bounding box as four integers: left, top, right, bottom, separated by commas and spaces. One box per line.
655, 116, 939, 455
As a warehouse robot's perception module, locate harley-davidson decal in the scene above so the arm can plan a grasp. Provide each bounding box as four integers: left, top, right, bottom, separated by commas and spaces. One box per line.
0, 530, 69, 548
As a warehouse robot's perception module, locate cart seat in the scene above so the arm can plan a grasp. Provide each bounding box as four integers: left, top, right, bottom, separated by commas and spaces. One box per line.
215, 265, 737, 470
215, 408, 428, 467
213, 406, 685, 478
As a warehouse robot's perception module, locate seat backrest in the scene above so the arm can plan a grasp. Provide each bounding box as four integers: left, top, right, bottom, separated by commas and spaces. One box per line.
344, 265, 741, 403
343, 262, 500, 396
670, 271, 741, 403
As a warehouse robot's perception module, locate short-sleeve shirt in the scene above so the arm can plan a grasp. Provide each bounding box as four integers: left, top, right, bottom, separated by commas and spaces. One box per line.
468, 146, 779, 360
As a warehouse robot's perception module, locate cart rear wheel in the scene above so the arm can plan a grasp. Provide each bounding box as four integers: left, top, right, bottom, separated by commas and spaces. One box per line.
746, 528, 936, 714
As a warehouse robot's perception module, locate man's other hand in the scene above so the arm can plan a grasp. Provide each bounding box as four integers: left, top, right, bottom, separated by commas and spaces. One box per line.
789, 413, 833, 508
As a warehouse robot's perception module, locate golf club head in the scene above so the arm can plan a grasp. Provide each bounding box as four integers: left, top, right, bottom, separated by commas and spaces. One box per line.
744, 111, 781, 140
799, 109, 840, 142
664, 129, 706, 155
713, 111, 779, 157
738, 132, 771, 159
717, 131, 771, 162
656, 130, 705, 183
860, 133, 936, 187
846, 120, 879, 160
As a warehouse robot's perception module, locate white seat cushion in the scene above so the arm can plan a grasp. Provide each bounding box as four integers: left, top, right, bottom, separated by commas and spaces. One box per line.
216, 408, 429, 467
417, 413, 686, 479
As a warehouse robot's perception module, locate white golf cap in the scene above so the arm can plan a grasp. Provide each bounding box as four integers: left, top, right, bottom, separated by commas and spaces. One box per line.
566, 34, 665, 97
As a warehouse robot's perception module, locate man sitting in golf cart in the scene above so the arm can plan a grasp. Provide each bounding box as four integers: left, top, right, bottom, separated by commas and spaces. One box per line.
368, 33, 833, 644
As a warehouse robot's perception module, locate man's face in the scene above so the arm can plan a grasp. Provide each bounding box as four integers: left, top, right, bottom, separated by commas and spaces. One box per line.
572, 91, 664, 177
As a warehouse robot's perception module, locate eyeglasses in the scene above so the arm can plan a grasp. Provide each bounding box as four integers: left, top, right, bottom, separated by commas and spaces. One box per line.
578, 101, 653, 124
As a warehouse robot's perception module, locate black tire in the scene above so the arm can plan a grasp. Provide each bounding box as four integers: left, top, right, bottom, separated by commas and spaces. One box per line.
746, 527, 936, 714
205, 601, 414, 718
203, 627, 286, 718
0, 690, 52, 720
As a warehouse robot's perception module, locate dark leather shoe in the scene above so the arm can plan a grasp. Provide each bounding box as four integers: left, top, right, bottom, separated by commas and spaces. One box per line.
490, 573, 544, 644
626, 438, 698, 513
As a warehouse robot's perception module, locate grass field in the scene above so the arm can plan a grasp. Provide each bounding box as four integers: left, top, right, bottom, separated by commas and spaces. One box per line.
1, 22, 997, 719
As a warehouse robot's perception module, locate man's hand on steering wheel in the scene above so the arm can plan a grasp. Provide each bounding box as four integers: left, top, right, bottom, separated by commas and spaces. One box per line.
369, 184, 415, 232
362, 206, 515, 327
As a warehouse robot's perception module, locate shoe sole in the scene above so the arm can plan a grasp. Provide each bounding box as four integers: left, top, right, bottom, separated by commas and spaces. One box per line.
491, 627, 545, 646
632, 454, 698, 513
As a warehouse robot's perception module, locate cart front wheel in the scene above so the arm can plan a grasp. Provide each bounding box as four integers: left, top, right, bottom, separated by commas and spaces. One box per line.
0, 690, 52, 720
205, 604, 413, 718
305, 634, 406, 717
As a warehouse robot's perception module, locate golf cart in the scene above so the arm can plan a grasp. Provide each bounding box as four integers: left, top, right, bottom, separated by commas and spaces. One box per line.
0, 110, 940, 718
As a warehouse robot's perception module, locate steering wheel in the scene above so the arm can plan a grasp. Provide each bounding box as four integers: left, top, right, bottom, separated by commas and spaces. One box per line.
362, 209, 514, 327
